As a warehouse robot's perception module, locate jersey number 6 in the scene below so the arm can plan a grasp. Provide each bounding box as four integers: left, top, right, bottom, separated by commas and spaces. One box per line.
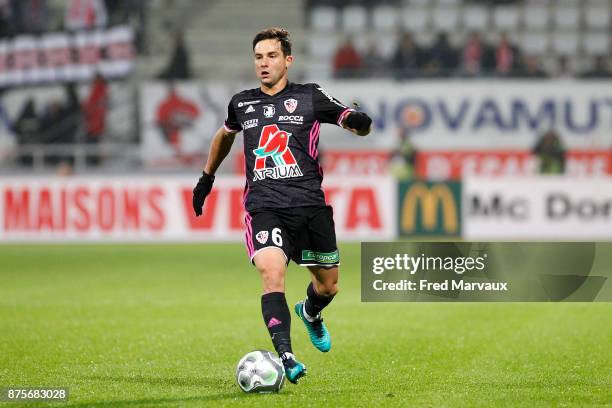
272, 228, 283, 246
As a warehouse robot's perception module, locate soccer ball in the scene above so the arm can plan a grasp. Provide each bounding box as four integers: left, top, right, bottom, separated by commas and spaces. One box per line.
235, 350, 286, 393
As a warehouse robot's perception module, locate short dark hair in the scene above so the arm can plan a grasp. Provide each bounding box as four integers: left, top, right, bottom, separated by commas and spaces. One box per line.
252, 27, 292, 56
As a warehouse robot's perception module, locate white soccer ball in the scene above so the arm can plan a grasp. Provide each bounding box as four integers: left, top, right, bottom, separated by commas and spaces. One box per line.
235, 350, 286, 393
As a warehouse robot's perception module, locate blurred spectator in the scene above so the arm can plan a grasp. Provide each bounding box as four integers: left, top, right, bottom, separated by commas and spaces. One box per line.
392, 32, 425, 80
555, 56, 573, 79
390, 128, 417, 180
83, 74, 108, 164
65, 0, 108, 31
512, 55, 548, 78
333, 37, 362, 79
40, 100, 63, 142
580, 56, 612, 79
158, 31, 192, 80
41, 83, 80, 166
156, 84, 200, 157
461, 32, 486, 76
425, 32, 457, 78
494, 33, 518, 77
0, 1, 11, 37
361, 41, 388, 78
104, 0, 122, 24
56, 160, 75, 176
533, 129, 565, 174
13, 98, 41, 166
0, 0, 48, 36
22, 0, 49, 34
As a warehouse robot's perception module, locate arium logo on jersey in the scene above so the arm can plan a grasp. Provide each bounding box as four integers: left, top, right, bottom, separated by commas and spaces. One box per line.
252, 124, 303, 181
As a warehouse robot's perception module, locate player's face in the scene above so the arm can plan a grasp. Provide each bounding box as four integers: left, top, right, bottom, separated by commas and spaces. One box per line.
254, 39, 293, 88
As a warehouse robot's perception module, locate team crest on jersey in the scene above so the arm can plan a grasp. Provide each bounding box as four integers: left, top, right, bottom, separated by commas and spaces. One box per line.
252, 124, 303, 181
263, 104, 275, 118
256, 230, 269, 244
284, 98, 298, 113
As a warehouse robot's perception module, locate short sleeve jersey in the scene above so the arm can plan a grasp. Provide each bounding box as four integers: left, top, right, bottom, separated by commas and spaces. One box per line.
224, 82, 353, 212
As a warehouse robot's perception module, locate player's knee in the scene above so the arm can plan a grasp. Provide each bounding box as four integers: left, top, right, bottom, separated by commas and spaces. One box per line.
315, 279, 338, 297
326, 281, 339, 297
259, 265, 284, 279
321, 283, 338, 297
258, 264, 286, 293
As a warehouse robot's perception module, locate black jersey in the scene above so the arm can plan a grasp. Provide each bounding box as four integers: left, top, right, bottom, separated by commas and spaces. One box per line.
224, 82, 353, 212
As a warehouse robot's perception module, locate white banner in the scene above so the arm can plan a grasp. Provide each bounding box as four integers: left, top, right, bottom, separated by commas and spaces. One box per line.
317, 80, 612, 150
0, 25, 134, 86
139, 80, 612, 153
139, 82, 232, 166
464, 176, 612, 240
0, 176, 395, 243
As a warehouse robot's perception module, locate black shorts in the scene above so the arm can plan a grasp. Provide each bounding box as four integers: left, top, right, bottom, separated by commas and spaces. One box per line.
244, 205, 340, 267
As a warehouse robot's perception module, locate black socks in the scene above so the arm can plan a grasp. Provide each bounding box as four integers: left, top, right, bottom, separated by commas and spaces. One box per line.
261, 292, 292, 355
304, 282, 335, 318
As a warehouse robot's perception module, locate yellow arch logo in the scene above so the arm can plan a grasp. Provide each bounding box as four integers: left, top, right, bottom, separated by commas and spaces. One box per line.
401, 183, 458, 233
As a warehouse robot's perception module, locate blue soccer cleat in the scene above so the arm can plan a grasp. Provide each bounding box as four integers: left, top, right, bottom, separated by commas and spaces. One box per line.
280, 352, 307, 384
295, 301, 331, 352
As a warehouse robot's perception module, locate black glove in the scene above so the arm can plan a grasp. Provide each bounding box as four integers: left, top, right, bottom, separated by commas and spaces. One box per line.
345, 111, 372, 132
192, 171, 215, 216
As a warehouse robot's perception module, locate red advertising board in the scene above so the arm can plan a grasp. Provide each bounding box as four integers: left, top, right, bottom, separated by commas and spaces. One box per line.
416, 150, 612, 179
0, 176, 395, 242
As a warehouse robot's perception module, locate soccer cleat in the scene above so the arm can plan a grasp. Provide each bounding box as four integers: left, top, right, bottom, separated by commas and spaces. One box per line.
280, 352, 307, 384
295, 301, 331, 352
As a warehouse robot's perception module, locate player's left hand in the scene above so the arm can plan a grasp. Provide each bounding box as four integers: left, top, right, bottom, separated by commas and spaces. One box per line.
344, 111, 372, 136
192, 171, 215, 216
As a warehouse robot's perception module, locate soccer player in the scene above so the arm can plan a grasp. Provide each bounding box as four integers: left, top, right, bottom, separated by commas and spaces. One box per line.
192, 27, 372, 384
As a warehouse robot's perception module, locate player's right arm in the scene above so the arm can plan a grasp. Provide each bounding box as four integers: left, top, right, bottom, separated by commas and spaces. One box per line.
204, 126, 238, 175
192, 99, 242, 216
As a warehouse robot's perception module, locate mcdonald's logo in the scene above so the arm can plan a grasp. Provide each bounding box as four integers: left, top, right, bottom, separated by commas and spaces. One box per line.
398, 181, 462, 237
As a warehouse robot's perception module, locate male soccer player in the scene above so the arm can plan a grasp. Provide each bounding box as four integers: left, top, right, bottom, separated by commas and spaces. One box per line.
192, 27, 372, 384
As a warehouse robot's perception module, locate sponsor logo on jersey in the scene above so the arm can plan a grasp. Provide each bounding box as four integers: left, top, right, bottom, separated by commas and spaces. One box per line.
256, 230, 269, 244
252, 124, 303, 181
263, 104, 276, 118
278, 115, 304, 124
302, 249, 340, 264
238, 100, 261, 107
245, 105, 255, 113
284, 98, 298, 113
243, 118, 258, 129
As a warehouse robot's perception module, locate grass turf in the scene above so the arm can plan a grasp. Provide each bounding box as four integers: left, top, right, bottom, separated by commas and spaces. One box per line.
0, 243, 610, 407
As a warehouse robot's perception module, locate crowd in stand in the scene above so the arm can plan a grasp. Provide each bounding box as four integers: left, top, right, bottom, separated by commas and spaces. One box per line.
333, 31, 612, 80
0, 0, 149, 170
11, 75, 109, 168
0, 0, 147, 52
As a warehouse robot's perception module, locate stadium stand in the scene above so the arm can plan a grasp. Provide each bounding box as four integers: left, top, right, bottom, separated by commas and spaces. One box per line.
306, 0, 611, 79
0, 0, 610, 174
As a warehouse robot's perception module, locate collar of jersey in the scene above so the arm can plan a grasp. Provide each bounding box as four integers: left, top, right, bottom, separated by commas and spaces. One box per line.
258, 81, 292, 98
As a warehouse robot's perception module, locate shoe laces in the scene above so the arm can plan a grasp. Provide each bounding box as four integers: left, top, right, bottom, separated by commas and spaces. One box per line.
280, 352, 296, 365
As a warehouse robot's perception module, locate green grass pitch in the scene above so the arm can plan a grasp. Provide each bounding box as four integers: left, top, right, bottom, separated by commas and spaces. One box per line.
1, 243, 610, 407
